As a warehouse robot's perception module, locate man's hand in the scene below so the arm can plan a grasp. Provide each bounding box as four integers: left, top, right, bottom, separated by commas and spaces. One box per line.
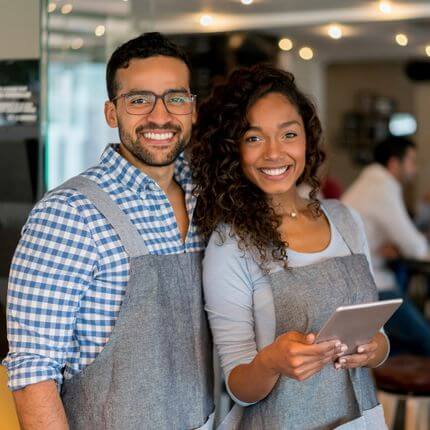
378, 243, 400, 260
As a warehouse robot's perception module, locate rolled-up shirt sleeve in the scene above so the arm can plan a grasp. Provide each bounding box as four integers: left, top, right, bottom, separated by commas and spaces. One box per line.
3, 194, 97, 391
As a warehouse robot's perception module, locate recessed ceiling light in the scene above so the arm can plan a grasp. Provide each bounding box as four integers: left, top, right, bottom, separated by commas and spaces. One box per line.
61, 3, 73, 14
299, 47, 314, 60
47, 2, 56, 13
241, 0, 253, 5
328, 24, 342, 40
395, 33, 408, 47
278, 38, 293, 51
71, 38, 84, 50
95, 25, 106, 37
379, 0, 392, 14
426, 45, 430, 57
200, 14, 214, 26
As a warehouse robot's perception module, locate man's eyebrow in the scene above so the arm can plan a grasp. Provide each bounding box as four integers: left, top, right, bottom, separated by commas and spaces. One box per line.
126, 87, 190, 94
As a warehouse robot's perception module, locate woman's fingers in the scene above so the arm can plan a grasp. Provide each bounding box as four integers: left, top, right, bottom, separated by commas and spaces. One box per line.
334, 340, 378, 369
274, 331, 347, 379
279, 331, 342, 357
284, 348, 334, 368
289, 357, 332, 381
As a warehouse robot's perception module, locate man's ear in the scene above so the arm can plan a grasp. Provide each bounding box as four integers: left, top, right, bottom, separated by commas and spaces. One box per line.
387, 157, 400, 176
104, 101, 118, 128
192, 101, 197, 125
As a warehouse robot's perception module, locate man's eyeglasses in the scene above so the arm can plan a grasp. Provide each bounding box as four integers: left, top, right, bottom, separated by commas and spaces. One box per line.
112, 90, 196, 115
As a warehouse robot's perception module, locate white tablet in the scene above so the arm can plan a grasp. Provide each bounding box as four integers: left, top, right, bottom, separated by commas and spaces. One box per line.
315, 299, 403, 354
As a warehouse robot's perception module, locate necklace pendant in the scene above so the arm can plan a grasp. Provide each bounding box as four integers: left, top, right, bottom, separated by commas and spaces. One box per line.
290, 211, 297, 219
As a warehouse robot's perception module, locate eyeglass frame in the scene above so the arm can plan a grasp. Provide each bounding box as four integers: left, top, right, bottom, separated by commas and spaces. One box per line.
111, 89, 197, 116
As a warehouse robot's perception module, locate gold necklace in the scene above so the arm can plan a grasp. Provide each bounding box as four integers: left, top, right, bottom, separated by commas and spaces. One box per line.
285, 209, 298, 219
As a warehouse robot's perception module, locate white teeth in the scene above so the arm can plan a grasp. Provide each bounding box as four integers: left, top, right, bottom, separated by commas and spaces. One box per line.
143, 132, 174, 140
260, 166, 289, 176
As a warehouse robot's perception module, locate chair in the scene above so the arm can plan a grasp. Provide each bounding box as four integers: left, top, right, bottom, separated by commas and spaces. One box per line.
0, 365, 20, 429
373, 355, 430, 430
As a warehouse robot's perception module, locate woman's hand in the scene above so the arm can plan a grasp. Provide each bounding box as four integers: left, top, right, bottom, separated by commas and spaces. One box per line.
260, 331, 345, 381
334, 332, 389, 369
228, 331, 346, 404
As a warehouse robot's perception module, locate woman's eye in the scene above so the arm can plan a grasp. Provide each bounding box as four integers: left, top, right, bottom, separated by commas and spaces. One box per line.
244, 135, 262, 143
284, 132, 297, 139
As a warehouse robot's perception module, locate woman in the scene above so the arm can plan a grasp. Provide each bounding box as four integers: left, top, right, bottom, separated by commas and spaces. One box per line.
190, 65, 389, 429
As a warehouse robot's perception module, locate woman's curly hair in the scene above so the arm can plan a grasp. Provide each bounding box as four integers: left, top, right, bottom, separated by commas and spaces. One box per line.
190, 63, 325, 267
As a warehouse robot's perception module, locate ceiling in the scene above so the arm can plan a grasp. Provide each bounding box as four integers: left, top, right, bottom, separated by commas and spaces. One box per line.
47, 0, 430, 62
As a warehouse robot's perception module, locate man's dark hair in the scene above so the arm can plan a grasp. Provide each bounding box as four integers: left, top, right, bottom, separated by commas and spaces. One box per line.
373, 136, 416, 166
106, 32, 191, 100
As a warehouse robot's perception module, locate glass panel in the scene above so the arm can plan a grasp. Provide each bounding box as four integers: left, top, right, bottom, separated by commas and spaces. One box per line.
46, 62, 117, 189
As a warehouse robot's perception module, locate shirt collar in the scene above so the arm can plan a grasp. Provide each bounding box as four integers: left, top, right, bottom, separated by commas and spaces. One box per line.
100, 144, 193, 194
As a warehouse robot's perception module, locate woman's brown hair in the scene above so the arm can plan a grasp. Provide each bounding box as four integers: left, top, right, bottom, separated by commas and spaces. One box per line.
190, 64, 325, 267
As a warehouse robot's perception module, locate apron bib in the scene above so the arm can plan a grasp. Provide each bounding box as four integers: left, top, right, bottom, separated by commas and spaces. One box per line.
56, 176, 214, 429
223, 200, 386, 430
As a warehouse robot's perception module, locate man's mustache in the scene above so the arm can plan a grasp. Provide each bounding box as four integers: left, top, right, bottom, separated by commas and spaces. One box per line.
136, 123, 181, 134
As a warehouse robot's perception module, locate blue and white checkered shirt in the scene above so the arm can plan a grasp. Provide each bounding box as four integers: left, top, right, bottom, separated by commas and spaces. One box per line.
3, 144, 204, 391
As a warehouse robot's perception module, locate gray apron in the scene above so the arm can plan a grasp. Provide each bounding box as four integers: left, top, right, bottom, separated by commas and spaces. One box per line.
231, 200, 384, 430
56, 176, 214, 429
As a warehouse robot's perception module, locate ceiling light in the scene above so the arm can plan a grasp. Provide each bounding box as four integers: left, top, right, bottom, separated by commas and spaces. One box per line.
299, 47, 314, 60
241, 0, 253, 4
200, 14, 214, 26
426, 45, 430, 57
95, 25, 106, 37
379, 0, 392, 14
47, 2, 56, 13
328, 24, 342, 40
71, 38, 84, 50
278, 38, 293, 51
61, 3, 73, 14
395, 33, 408, 47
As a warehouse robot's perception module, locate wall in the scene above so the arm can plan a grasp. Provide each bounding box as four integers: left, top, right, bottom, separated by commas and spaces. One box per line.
326, 61, 418, 191
0, 0, 40, 60
0, 0, 41, 326
278, 51, 326, 127
0, 0, 41, 206
414, 83, 430, 199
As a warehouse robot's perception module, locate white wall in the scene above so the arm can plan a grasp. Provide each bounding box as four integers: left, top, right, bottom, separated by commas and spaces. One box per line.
278, 51, 326, 128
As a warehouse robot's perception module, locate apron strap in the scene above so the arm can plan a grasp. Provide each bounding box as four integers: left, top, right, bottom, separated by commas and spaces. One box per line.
322, 199, 373, 415
321, 199, 363, 255
47, 175, 148, 258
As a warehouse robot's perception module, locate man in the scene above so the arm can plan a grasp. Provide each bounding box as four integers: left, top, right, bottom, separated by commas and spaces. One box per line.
343, 136, 430, 356
3, 33, 214, 429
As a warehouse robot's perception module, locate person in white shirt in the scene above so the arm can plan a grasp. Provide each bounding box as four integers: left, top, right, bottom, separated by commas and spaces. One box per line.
342, 136, 430, 356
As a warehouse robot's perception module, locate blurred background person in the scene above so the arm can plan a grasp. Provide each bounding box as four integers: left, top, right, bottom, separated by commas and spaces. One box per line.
342, 136, 430, 356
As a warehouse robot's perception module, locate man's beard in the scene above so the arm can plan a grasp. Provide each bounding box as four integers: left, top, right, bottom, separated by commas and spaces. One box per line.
119, 123, 188, 167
